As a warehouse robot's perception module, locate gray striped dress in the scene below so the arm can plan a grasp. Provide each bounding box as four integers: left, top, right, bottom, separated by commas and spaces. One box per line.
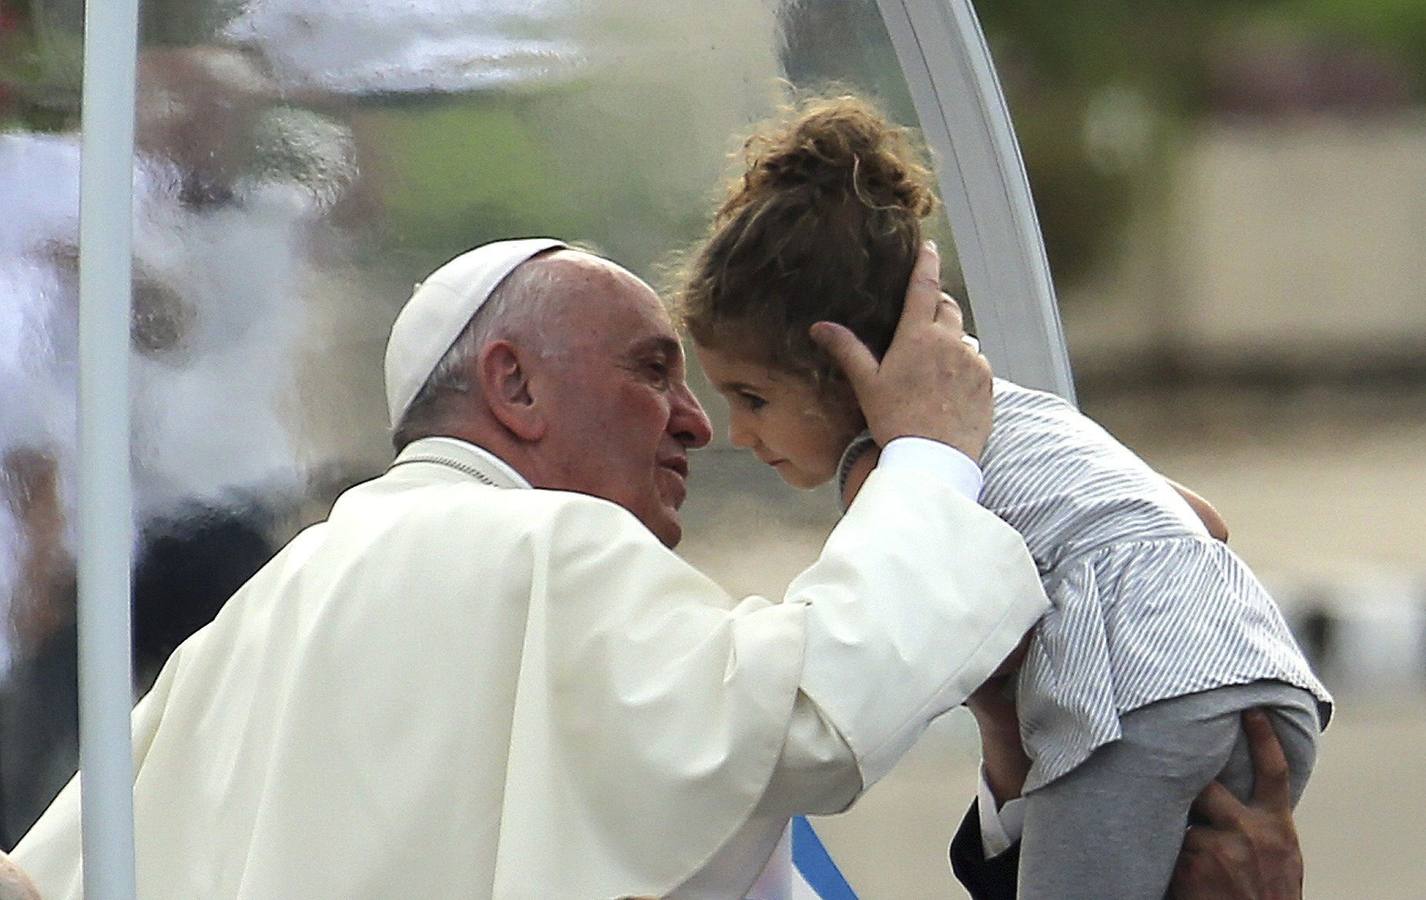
977, 379, 1332, 793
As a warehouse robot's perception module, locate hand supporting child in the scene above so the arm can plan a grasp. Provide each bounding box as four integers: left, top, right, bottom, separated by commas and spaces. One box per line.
1170, 710, 1304, 900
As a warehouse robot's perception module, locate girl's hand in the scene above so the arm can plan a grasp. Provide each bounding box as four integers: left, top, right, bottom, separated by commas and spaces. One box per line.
965, 633, 1033, 808
1167, 477, 1229, 542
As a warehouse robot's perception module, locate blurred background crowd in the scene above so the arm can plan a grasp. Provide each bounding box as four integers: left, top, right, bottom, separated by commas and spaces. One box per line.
1, 0, 1423, 894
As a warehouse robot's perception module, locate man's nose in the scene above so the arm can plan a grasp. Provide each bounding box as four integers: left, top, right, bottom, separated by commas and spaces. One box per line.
669, 381, 713, 449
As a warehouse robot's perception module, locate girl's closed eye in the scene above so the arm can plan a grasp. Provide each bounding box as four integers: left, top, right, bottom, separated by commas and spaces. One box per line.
737, 391, 767, 412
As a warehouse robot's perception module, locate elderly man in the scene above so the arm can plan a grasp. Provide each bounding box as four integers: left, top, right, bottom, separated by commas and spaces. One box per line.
15, 237, 1047, 897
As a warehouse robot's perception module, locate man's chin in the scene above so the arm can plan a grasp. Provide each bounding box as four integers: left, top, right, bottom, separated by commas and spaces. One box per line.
648, 501, 684, 548
653, 519, 682, 549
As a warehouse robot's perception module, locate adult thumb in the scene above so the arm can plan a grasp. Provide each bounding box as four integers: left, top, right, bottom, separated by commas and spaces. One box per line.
809, 321, 877, 388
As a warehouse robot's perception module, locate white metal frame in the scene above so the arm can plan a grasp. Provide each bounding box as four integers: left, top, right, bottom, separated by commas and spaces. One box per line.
877, 0, 1078, 404
76, 0, 141, 895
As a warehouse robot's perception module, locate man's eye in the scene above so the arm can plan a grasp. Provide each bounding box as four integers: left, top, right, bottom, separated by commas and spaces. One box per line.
647, 361, 670, 382
739, 392, 766, 412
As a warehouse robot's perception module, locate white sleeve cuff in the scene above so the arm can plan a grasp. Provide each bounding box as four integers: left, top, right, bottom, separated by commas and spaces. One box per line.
880, 437, 984, 502
976, 765, 1025, 859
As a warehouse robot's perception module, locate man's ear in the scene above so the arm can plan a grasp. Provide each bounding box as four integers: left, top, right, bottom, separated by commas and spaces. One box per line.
478, 340, 547, 442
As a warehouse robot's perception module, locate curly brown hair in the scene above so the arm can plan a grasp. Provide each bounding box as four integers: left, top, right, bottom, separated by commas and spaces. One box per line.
676, 94, 938, 389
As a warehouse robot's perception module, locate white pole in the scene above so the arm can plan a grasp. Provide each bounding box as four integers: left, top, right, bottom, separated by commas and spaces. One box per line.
877, 0, 1078, 404
77, 0, 141, 894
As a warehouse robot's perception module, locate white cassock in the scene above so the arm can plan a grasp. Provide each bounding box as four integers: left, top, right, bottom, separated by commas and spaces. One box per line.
15, 436, 1047, 898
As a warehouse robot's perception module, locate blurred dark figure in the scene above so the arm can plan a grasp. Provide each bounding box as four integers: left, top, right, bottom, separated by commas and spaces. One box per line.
1291, 599, 1337, 684
131, 505, 278, 691
0, 502, 277, 849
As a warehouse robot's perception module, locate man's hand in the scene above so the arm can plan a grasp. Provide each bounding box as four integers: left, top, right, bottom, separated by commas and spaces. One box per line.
1169, 710, 1304, 899
810, 242, 993, 461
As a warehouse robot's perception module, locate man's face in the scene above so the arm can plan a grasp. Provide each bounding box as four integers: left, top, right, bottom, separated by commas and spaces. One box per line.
531, 254, 713, 547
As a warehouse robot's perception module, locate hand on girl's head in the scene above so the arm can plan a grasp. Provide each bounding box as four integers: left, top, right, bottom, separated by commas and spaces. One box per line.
809, 241, 994, 461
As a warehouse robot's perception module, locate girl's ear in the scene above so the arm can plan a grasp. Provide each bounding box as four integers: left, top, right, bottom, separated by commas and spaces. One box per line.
478, 340, 547, 442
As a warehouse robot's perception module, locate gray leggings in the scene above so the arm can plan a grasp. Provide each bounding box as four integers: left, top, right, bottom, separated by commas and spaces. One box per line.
1017, 680, 1320, 900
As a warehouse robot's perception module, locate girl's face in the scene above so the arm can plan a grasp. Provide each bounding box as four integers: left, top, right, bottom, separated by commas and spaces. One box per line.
695, 343, 863, 489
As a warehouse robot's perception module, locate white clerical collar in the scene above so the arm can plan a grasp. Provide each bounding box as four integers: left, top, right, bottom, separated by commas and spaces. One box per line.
391, 436, 532, 489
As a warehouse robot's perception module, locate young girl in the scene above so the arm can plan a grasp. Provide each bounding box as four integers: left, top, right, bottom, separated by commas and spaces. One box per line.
676, 96, 1331, 897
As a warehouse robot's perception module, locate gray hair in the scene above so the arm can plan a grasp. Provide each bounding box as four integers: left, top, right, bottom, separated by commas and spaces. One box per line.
391, 254, 564, 450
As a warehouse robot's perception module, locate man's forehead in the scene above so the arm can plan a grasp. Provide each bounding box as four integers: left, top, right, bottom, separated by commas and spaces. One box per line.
541, 247, 642, 290
540, 251, 678, 345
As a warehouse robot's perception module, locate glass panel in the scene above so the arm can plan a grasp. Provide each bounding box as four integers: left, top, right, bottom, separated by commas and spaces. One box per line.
1, 0, 965, 849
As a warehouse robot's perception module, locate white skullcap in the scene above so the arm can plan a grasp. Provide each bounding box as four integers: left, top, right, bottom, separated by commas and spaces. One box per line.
384, 237, 567, 428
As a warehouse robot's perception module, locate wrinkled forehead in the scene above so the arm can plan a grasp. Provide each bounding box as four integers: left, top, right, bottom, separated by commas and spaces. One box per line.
540, 250, 679, 351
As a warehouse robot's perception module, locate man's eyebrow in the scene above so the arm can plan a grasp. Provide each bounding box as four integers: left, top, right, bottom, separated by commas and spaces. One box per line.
630, 336, 683, 360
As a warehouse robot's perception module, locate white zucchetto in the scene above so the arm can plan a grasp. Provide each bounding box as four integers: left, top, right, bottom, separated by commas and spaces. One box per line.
384, 237, 567, 428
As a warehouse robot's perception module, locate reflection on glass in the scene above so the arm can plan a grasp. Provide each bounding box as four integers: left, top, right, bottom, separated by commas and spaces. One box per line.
0, 0, 959, 847
222, 0, 584, 95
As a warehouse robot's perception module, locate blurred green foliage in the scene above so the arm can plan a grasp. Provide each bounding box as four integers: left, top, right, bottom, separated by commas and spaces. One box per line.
1278, 0, 1426, 84
973, 0, 1426, 286
0, 0, 81, 132
356, 96, 579, 271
